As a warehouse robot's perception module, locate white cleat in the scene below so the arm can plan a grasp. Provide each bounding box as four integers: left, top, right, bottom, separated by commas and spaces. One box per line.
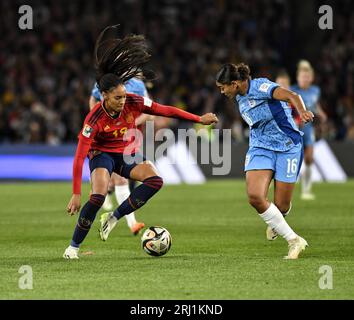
266, 226, 278, 241
284, 236, 308, 260
301, 193, 315, 200
99, 212, 117, 241
63, 246, 79, 259
102, 194, 114, 211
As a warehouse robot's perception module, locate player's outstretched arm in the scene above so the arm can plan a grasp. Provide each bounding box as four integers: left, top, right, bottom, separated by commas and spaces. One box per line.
140, 98, 218, 124
272, 87, 314, 123
200, 113, 219, 125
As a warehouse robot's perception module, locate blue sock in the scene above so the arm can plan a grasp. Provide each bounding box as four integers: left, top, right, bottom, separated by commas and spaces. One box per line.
70, 194, 105, 248
113, 176, 163, 220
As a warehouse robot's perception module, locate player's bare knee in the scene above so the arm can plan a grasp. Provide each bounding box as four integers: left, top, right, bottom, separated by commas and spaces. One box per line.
116, 175, 128, 186
248, 193, 266, 210
304, 156, 312, 165
141, 162, 159, 180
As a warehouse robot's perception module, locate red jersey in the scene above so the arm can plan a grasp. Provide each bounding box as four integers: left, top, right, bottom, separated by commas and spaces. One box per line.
290, 104, 302, 127
72, 93, 202, 194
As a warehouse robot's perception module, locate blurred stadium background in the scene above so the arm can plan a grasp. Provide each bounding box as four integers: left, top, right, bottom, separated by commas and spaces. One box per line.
0, 0, 353, 180
0, 0, 354, 300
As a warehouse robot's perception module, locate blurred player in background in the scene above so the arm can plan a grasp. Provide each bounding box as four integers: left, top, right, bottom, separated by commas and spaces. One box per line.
64, 26, 218, 259
216, 63, 313, 259
90, 78, 152, 235
290, 60, 327, 200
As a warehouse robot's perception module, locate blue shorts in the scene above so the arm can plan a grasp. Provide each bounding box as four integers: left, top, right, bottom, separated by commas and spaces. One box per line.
301, 123, 315, 147
245, 143, 303, 183
88, 151, 146, 179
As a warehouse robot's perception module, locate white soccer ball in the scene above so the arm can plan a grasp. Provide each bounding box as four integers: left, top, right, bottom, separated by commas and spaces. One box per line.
141, 226, 172, 257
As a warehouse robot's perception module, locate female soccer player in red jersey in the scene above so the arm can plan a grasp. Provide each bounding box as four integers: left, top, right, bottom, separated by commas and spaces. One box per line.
63, 26, 218, 259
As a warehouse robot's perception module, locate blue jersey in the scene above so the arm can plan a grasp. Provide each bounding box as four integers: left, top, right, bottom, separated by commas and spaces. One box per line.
91, 77, 148, 101
290, 84, 320, 114
236, 78, 302, 152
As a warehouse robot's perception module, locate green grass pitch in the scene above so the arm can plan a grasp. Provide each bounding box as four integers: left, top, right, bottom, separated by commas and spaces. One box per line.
0, 180, 353, 299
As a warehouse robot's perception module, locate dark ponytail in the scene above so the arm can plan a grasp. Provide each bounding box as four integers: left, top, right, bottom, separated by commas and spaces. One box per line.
94, 25, 151, 92
216, 63, 251, 84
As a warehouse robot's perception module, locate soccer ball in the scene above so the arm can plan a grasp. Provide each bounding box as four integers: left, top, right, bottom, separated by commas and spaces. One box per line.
141, 226, 172, 257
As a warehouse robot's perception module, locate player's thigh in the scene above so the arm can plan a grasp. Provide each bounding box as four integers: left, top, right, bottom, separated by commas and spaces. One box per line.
245, 148, 275, 199
302, 124, 315, 164
274, 144, 303, 184
91, 168, 111, 195
246, 170, 274, 200
114, 153, 159, 182
89, 152, 114, 195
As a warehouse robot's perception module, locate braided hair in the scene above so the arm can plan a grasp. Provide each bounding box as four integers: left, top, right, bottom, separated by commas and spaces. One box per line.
94, 25, 151, 92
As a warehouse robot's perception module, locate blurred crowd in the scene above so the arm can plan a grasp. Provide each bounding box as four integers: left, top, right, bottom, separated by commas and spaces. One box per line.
0, 0, 353, 144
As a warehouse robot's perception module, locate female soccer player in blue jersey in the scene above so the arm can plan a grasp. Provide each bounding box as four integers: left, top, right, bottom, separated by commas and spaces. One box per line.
215, 63, 313, 259
291, 60, 327, 200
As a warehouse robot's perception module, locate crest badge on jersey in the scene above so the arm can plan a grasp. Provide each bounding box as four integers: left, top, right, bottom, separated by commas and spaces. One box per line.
259, 83, 271, 93
125, 113, 134, 124
82, 124, 93, 138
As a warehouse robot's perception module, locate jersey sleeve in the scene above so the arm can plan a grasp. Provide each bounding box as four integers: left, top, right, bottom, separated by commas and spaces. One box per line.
72, 116, 98, 194
254, 78, 280, 100
125, 78, 148, 97
138, 96, 201, 123
91, 83, 102, 101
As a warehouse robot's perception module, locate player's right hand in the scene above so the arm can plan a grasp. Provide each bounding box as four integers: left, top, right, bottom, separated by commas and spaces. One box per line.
67, 194, 81, 215
200, 113, 219, 125
300, 110, 314, 123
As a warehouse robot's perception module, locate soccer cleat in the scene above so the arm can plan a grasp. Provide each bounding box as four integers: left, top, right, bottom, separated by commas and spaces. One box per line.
100, 212, 110, 225
102, 194, 114, 211
301, 193, 315, 200
63, 246, 79, 259
130, 222, 145, 236
266, 226, 278, 241
99, 212, 117, 241
284, 236, 308, 260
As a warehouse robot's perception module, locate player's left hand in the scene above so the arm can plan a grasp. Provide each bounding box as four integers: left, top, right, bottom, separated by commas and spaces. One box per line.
300, 110, 314, 123
200, 113, 218, 125
67, 194, 81, 215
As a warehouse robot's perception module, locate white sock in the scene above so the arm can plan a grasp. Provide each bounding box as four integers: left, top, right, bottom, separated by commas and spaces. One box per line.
115, 185, 136, 228
259, 203, 297, 241
302, 164, 312, 194
283, 202, 292, 217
